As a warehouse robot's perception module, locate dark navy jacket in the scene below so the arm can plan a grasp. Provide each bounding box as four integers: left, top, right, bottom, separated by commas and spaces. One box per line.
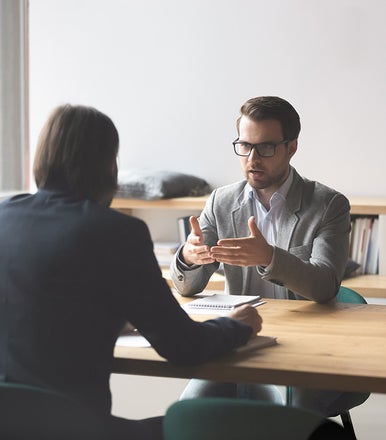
0, 189, 251, 415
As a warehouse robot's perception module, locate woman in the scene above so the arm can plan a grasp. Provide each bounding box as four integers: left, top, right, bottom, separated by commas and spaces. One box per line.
0, 104, 262, 439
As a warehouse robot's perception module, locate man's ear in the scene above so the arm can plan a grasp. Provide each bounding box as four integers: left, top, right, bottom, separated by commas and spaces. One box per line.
288, 139, 298, 158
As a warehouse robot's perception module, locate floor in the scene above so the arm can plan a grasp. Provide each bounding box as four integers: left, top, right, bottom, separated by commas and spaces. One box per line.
333, 393, 386, 439
110, 374, 385, 439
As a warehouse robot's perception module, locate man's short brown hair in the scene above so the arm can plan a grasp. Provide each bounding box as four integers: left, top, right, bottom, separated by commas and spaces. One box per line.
237, 96, 301, 141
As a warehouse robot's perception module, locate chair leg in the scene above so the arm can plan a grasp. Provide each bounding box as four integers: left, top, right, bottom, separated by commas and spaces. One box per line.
340, 411, 357, 440
286, 386, 292, 406
288, 387, 357, 439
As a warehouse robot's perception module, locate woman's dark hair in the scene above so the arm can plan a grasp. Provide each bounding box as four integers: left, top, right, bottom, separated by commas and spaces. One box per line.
33, 104, 119, 204
236, 96, 301, 141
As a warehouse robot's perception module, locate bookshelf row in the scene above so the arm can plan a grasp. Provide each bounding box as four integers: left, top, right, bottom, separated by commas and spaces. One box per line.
349, 216, 378, 276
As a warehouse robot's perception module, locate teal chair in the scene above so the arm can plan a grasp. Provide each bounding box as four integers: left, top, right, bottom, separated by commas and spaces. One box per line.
0, 381, 105, 439
286, 285, 370, 440
164, 397, 350, 440
336, 285, 368, 305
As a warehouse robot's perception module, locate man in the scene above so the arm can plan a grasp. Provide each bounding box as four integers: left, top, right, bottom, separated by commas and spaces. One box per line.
0, 104, 262, 439
170, 96, 367, 416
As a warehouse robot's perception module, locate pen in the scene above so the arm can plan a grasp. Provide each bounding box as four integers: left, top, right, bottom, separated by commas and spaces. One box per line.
251, 300, 267, 307
231, 300, 267, 310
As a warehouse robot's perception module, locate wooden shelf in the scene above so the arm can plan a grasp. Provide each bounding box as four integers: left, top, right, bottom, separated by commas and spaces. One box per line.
163, 272, 386, 298
342, 275, 386, 298
349, 197, 386, 215
161, 268, 225, 291
162, 271, 386, 298
111, 196, 207, 211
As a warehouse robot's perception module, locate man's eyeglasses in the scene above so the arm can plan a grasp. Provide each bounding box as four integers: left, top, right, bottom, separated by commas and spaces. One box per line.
232, 138, 289, 158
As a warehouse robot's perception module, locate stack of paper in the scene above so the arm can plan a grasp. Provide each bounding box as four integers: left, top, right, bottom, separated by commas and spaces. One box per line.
154, 242, 179, 266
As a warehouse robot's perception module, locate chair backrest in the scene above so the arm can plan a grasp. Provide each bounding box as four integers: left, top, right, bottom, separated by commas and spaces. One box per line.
337, 286, 367, 304
0, 381, 105, 440
164, 398, 349, 440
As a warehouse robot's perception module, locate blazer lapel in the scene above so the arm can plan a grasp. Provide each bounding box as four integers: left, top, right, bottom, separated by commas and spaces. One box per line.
230, 187, 253, 238
276, 169, 303, 250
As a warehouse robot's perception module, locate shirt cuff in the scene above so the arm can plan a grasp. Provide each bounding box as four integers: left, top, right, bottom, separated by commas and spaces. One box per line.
257, 265, 269, 275
257, 247, 275, 275
176, 247, 201, 271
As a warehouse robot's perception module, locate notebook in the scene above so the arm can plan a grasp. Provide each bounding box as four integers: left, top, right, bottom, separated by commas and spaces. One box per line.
183, 294, 264, 315
115, 332, 277, 351
236, 335, 278, 353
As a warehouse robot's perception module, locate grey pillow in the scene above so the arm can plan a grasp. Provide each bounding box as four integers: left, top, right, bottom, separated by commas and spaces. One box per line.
117, 169, 212, 200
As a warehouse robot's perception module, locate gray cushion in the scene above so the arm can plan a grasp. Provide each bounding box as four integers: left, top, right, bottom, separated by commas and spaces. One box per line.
117, 169, 211, 200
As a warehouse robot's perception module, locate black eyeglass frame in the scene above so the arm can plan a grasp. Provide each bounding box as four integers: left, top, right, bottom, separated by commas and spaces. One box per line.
232, 138, 289, 158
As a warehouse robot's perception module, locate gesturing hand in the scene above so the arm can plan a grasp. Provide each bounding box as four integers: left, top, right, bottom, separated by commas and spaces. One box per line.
181, 216, 215, 266
209, 216, 273, 267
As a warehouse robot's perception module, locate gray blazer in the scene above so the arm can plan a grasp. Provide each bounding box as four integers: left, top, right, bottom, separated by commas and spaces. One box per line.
170, 168, 351, 303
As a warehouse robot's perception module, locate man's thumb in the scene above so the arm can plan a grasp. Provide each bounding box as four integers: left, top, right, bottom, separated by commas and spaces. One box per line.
248, 216, 260, 237
189, 216, 202, 236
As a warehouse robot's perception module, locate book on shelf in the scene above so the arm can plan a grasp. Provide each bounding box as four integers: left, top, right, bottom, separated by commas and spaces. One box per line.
365, 218, 379, 274
349, 216, 379, 275
177, 216, 191, 244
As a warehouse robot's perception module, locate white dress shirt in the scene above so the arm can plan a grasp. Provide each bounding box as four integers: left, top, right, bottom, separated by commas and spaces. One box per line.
247, 168, 294, 298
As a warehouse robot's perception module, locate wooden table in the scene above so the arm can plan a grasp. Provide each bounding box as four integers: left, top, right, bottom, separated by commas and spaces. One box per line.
113, 298, 386, 394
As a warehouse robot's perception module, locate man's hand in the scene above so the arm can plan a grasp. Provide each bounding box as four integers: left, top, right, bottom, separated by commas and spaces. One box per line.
209, 216, 273, 267
181, 216, 215, 266
229, 304, 262, 337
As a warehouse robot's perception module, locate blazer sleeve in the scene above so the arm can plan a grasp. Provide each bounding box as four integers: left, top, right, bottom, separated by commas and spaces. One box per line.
111, 216, 252, 365
261, 191, 351, 303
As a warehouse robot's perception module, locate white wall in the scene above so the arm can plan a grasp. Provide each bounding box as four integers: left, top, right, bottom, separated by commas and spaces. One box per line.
29, 0, 386, 199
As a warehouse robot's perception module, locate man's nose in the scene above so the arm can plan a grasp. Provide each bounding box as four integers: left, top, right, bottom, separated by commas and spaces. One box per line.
248, 147, 262, 161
